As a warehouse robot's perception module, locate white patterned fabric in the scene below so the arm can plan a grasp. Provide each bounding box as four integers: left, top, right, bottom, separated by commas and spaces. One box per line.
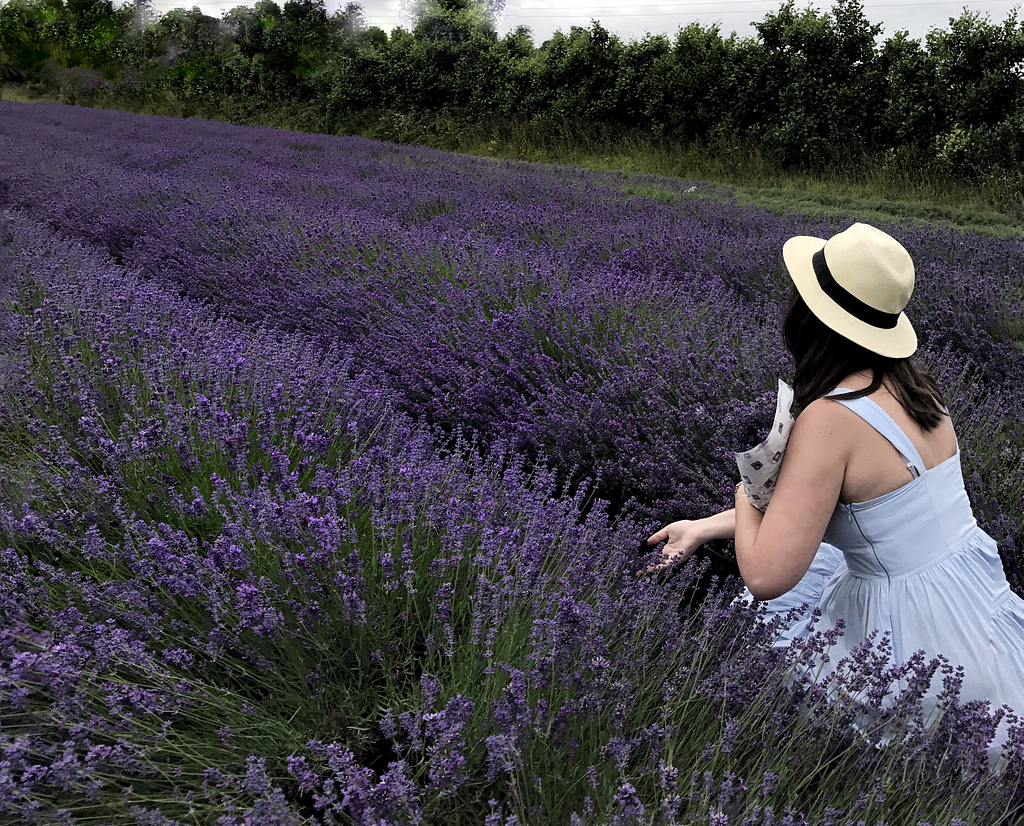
735, 379, 796, 512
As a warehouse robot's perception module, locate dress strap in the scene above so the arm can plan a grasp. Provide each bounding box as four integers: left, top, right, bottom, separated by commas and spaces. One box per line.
944, 405, 960, 452
825, 387, 926, 477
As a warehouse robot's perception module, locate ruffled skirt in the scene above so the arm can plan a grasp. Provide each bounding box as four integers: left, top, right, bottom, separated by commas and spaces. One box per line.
736, 534, 1024, 772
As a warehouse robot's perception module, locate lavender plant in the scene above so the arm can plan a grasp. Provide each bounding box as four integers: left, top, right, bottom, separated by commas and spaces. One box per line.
0, 102, 1022, 824
2, 102, 1020, 565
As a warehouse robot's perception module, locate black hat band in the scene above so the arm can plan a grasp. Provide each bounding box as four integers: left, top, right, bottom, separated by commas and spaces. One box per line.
813, 249, 900, 330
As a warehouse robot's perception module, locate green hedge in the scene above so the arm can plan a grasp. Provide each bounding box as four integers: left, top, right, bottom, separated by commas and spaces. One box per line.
3, 0, 1024, 176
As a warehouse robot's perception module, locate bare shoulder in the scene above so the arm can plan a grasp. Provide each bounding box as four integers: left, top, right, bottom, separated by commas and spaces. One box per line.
795, 396, 857, 433
787, 397, 857, 458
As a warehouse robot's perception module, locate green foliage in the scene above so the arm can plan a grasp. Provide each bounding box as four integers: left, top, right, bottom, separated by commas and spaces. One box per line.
925, 10, 1024, 175
376, 21, 502, 113
741, 0, 885, 167
403, 0, 504, 40
656, 23, 731, 142
4, 0, 1024, 196
0, 0, 50, 79
533, 24, 625, 124
879, 31, 941, 150
927, 10, 1024, 130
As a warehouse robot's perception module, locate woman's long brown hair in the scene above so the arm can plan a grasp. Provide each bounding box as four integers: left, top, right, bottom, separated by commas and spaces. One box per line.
783, 288, 947, 430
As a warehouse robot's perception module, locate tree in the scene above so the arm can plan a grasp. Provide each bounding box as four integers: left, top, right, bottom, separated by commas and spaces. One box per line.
533, 22, 625, 123
0, 0, 51, 78
926, 9, 1024, 129
656, 23, 731, 142
743, 0, 884, 167
878, 29, 941, 149
38, 0, 128, 72
925, 10, 1024, 173
333, 1, 364, 41
221, 0, 312, 97
400, 0, 504, 42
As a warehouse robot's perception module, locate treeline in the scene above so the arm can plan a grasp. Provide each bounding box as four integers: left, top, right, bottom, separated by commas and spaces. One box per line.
3, 0, 1024, 177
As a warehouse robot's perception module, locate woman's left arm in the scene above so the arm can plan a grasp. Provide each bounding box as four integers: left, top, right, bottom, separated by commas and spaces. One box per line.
735, 398, 848, 600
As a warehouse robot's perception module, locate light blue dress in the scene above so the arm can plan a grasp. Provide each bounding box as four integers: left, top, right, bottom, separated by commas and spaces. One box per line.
743, 387, 1024, 769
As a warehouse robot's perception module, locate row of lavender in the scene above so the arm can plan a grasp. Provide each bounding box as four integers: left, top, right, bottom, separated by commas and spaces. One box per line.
2, 193, 1020, 825
0, 102, 1021, 822
2, 104, 1022, 565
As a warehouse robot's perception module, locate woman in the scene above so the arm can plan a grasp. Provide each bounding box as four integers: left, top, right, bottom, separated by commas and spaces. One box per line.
646, 222, 1024, 767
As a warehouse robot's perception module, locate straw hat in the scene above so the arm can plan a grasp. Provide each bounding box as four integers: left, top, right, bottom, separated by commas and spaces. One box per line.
783, 222, 917, 358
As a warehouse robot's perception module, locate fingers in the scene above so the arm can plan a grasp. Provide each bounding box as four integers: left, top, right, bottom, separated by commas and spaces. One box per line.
638, 547, 668, 577
647, 527, 668, 544
639, 559, 678, 578
637, 547, 686, 578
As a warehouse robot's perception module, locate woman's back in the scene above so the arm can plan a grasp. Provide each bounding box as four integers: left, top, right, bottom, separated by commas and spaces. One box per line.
822, 385, 979, 574
816, 371, 959, 506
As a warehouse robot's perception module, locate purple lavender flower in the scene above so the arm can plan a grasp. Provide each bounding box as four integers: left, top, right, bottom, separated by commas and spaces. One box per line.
0, 100, 1020, 826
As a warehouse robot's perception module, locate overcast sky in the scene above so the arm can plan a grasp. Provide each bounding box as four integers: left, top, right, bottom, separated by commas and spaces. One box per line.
144, 0, 1022, 44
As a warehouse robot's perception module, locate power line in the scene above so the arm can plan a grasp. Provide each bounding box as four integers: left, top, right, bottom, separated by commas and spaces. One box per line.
367, 0, 1018, 9
133, 0, 1023, 8
508, 0, 1017, 6
124, 0, 1024, 22
500, 0, 1019, 17
357, 3, 1019, 20
504, 0, 1020, 12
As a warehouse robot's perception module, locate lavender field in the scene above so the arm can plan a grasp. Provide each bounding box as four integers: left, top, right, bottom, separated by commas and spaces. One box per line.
1, 101, 1023, 824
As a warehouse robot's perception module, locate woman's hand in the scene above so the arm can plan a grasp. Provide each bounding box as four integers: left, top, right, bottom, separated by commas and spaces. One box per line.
640, 519, 708, 576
